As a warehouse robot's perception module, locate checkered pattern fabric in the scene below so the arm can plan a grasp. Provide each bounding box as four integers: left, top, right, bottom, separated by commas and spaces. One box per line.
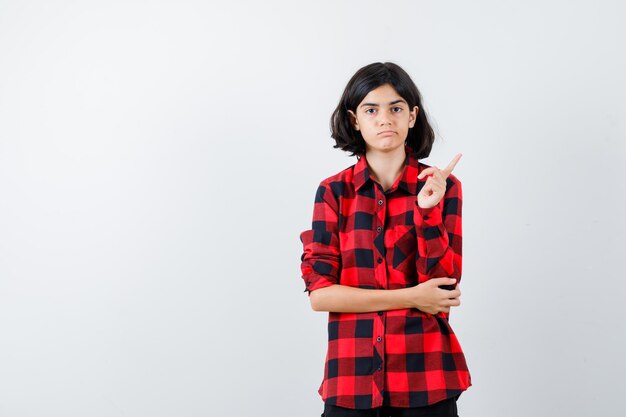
299, 145, 471, 409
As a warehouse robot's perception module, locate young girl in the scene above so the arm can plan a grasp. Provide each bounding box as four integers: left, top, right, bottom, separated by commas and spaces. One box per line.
299, 62, 471, 417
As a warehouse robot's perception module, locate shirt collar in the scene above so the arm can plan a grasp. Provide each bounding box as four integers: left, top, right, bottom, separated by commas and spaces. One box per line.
354, 144, 420, 195
353, 153, 371, 191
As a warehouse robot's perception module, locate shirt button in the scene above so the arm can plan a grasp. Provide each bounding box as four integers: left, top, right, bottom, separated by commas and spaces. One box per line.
377, 336, 382, 342
378, 311, 383, 316
376, 226, 382, 233
377, 365, 382, 370
378, 199, 383, 206
377, 258, 383, 264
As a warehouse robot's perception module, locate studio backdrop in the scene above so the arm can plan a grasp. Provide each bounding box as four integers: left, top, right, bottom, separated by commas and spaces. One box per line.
0, 1, 624, 416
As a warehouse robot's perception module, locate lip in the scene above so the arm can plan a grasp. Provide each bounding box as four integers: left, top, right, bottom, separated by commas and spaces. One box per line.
378, 130, 396, 136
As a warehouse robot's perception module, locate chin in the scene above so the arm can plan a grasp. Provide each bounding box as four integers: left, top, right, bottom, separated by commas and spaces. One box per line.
380, 142, 405, 151
365, 138, 405, 152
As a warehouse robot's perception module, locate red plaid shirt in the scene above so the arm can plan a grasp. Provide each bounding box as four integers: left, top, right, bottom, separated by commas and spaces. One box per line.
299, 145, 471, 409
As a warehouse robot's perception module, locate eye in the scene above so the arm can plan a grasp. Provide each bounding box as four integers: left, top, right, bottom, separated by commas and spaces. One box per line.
365, 108, 376, 115
392, 106, 403, 113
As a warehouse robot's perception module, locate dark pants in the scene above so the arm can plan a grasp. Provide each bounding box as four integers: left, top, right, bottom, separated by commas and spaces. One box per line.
321, 395, 459, 417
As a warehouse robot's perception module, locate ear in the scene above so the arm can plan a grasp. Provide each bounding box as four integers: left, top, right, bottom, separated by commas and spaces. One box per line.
409, 106, 419, 128
347, 109, 360, 130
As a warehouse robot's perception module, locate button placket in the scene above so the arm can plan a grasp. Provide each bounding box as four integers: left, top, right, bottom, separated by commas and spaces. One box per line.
373, 190, 389, 291
372, 191, 386, 395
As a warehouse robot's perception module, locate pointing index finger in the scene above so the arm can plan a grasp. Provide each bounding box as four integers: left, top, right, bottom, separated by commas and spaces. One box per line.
442, 153, 462, 178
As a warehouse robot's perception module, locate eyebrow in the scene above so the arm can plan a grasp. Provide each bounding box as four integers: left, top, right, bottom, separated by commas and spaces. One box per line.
359, 99, 407, 108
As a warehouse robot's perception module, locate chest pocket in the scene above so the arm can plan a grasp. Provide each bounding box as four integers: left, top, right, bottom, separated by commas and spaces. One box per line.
391, 225, 417, 275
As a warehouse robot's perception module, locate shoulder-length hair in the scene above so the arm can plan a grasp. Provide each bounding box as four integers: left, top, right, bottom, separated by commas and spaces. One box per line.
330, 62, 435, 159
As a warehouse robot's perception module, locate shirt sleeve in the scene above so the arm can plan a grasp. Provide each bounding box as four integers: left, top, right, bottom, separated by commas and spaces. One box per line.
299, 182, 342, 295
413, 175, 463, 283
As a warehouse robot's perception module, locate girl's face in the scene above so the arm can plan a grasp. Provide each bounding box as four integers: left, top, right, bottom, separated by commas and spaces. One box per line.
348, 83, 418, 155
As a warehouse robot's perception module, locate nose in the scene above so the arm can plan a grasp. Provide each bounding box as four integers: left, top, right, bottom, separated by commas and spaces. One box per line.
378, 110, 392, 126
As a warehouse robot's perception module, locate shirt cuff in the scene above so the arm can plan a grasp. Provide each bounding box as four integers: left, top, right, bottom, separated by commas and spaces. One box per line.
414, 200, 443, 227
302, 274, 336, 295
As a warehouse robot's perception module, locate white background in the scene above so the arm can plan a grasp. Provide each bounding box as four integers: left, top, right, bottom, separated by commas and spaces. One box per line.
0, 1, 624, 416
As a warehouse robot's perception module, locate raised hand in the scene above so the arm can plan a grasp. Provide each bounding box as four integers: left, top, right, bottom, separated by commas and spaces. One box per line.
416, 153, 462, 209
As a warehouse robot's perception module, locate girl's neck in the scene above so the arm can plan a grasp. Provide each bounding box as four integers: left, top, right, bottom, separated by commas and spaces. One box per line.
364, 146, 406, 192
